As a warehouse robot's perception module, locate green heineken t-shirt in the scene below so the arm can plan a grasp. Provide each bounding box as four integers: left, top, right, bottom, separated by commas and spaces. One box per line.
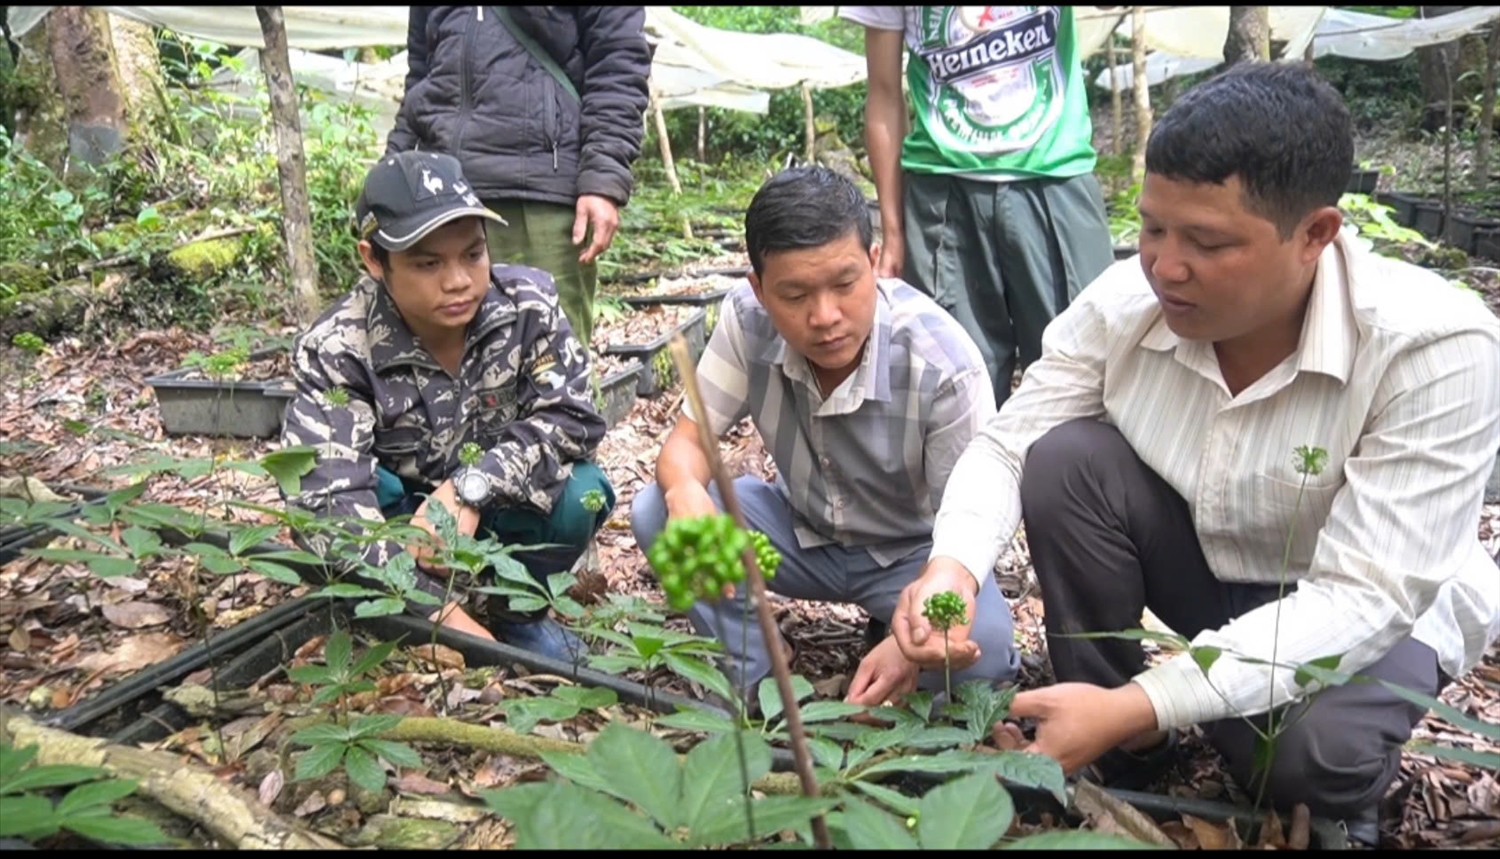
840, 6, 1097, 181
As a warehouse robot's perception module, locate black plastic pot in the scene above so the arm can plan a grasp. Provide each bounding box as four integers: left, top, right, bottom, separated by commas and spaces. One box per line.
145, 348, 294, 438
1374, 191, 1422, 227
618, 286, 731, 309
1447, 212, 1500, 255
1485, 448, 1500, 505
1413, 202, 1446, 240
1112, 244, 1138, 261
602, 265, 751, 287
594, 359, 643, 429
602, 306, 710, 397
1344, 169, 1379, 195
1475, 227, 1500, 263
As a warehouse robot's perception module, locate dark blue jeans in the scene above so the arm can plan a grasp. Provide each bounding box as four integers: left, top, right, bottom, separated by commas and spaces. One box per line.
375, 461, 615, 622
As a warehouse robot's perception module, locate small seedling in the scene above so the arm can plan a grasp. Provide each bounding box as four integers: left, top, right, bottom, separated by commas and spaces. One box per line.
922, 591, 968, 705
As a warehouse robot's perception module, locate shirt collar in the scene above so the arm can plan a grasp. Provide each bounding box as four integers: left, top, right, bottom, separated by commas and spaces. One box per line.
1137, 233, 1358, 386
365, 270, 513, 373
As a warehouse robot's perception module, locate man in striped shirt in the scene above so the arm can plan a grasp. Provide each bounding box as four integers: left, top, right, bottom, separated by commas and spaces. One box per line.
890, 62, 1500, 841
631, 165, 1020, 703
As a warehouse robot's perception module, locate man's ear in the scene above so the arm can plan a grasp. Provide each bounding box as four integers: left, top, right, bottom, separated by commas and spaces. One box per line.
868, 241, 881, 272
748, 270, 764, 304
1299, 206, 1344, 265
357, 240, 385, 281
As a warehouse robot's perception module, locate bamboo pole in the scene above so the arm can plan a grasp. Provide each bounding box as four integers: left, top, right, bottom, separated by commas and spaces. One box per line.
1131, 6, 1152, 186
650, 89, 682, 196
802, 82, 816, 165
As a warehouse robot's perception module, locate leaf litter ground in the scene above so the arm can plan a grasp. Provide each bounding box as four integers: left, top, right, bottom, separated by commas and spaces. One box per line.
2, 318, 1498, 849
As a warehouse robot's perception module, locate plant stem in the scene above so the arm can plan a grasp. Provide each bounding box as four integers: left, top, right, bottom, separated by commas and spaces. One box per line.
1256, 471, 1310, 815
668, 335, 830, 850
943, 630, 952, 706
432, 569, 459, 717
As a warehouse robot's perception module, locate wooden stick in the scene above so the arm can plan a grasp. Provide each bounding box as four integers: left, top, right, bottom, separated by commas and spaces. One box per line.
666, 334, 832, 850
76, 226, 258, 274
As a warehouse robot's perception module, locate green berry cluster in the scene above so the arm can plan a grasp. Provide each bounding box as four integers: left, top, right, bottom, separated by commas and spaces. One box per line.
922, 591, 968, 631
648, 515, 779, 611
458, 442, 484, 467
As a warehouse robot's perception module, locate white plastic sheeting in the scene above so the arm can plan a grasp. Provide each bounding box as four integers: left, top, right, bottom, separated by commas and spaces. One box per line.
6, 6, 865, 117
1089, 6, 1500, 90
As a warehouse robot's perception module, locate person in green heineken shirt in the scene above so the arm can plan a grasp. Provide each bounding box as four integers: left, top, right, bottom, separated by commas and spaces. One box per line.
841, 6, 1114, 406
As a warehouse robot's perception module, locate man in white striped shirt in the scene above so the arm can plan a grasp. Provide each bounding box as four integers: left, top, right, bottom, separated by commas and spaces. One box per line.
888, 62, 1500, 840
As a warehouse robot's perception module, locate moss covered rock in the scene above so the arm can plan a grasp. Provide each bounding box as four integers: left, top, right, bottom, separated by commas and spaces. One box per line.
0, 262, 50, 296
353, 815, 461, 850
163, 235, 246, 280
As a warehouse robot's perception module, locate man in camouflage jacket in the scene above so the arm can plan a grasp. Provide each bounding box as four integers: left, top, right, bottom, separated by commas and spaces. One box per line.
279, 150, 613, 659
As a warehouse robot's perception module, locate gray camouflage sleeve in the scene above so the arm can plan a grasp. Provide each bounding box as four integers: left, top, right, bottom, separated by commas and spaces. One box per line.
279, 334, 443, 608
475, 277, 607, 513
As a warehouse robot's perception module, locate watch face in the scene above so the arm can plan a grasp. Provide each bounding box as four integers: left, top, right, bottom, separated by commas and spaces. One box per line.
458, 471, 488, 505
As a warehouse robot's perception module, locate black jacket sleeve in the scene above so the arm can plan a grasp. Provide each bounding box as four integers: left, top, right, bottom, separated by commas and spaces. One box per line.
571, 6, 651, 207
386, 5, 432, 155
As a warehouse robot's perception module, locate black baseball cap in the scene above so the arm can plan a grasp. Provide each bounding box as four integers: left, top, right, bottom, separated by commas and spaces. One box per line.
355, 150, 507, 252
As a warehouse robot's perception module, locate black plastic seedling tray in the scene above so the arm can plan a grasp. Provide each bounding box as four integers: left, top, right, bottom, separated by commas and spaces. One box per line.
601, 306, 709, 398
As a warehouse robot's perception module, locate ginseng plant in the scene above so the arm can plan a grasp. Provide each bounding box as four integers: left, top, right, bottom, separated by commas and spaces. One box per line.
922, 591, 968, 706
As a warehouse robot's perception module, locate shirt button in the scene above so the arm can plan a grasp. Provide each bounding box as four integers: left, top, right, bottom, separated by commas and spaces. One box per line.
835, 499, 846, 510
820, 456, 830, 467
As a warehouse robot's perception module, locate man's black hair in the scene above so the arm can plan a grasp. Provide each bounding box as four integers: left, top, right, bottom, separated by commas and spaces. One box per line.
1145, 61, 1353, 239
369, 242, 392, 273
745, 165, 873, 276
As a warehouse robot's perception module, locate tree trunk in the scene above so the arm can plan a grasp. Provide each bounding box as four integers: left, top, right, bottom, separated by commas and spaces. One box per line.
1224, 7, 1271, 66
255, 6, 322, 327
1417, 7, 1485, 108
46, 6, 128, 170
697, 105, 706, 162
1478, 25, 1499, 191
1131, 6, 1151, 185
1109, 28, 1123, 157
11, 15, 69, 169
802, 82, 816, 165
106, 16, 164, 137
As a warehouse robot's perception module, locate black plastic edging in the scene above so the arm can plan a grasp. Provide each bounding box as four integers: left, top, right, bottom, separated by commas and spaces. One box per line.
106, 609, 338, 747
618, 287, 731, 309
602, 265, 751, 287
46, 595, 324, 734
356, 612, 740, 723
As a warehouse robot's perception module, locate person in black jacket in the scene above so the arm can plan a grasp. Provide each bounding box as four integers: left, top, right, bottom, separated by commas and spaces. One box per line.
387, 6, 652, 349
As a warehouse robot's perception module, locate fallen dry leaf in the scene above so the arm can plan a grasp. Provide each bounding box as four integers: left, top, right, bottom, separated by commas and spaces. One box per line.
293, 791, 327, 817
8, 626, 29, 653
394, 772, 453, 796
411, 643, 465, 671
101, 601, 171, 629
258, 769, 285, 807
50, 686, 73, 709
374, 696, 434, 719
1182, 813, 1241, 850
76, 631, 185, 674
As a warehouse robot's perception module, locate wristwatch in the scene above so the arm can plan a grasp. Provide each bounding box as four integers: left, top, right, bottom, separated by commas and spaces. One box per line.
453, 466, 493, 509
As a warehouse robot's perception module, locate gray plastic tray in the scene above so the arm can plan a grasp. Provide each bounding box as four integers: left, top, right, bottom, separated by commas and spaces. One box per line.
146, 348, 294, 438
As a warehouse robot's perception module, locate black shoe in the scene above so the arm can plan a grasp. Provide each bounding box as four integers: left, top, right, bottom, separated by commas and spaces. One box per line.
1343, 805, 1380, 848
1078, 731, 1180, 792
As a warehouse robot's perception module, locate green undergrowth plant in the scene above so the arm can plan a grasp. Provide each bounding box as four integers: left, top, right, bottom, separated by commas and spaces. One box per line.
287, 629, 422, 793
0, 742, 170, 846
498, 685, 620, 736
1339, 192, 1432, 257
